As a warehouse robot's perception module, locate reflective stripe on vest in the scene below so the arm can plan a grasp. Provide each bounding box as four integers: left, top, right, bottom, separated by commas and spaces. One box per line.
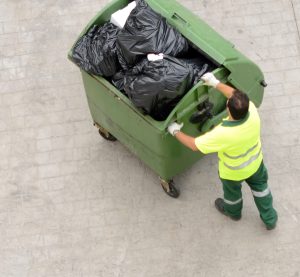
224, 142, 259, 160
223, 148, 262, 170
224, 198, 242, 205
252, 187, 270, 197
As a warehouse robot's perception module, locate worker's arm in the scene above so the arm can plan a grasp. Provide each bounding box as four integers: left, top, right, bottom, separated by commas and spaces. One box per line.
201, 72, 235, 99
174, 131, 198, 152
167, 122, 199, 152
215, 83, 235, 99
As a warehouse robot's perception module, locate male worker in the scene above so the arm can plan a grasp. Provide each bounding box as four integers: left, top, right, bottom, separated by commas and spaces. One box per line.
168, 72, 278, 230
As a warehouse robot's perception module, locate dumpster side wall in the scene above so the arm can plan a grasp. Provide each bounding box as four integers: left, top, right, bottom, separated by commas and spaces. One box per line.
81, 71, 204, 180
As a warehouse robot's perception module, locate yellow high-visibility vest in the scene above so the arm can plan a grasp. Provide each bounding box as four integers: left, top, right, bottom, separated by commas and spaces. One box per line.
195, 101, 263, 181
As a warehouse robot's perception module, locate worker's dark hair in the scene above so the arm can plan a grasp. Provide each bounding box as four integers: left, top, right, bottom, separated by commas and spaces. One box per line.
227, 90, 249, 120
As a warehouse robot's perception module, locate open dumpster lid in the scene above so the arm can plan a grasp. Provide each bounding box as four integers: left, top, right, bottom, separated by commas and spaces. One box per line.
146, 0, 238, 65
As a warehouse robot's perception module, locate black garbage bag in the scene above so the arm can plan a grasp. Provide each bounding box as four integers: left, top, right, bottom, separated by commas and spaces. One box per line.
123, 55, 208, 121
117, 0, 189, 70
72, 23, 120, 77
112, 57, 210, 95
112, 70, 126, 92
181, 58, 214, 74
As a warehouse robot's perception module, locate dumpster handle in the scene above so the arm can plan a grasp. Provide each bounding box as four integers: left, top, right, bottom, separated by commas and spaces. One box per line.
171, 12, 189, 26
174, 92, 208, 123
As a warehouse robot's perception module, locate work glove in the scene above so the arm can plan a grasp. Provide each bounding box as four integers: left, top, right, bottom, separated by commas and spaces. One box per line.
168, 122, 184, 136
201, 72, 220, 88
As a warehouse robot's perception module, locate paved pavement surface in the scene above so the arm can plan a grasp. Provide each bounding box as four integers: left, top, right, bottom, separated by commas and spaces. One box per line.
1, 0, 300, 276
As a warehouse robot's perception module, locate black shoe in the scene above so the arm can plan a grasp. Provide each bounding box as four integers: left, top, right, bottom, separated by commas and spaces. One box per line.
214, 198, 241, 221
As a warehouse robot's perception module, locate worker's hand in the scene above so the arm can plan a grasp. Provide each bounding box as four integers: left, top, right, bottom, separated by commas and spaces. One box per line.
201, 72, 220, 88
168, 122, 184, 136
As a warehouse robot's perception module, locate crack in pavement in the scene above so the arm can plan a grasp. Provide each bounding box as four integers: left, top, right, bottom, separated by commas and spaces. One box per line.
291, 0, 300, 43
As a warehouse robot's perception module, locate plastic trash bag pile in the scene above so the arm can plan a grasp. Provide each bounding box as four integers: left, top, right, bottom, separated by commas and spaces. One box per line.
113, 55, 208, 120
116, 0, 189, 70
72, 22, 120, 77
71, 0, 213, 120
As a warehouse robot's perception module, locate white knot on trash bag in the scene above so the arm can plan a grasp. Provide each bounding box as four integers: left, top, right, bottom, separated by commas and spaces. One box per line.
110, 1, 137, 29
147, 53, 164, 61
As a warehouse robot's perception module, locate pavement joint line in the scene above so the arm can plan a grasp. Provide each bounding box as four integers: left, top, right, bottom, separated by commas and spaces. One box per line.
290, 0, 300, 43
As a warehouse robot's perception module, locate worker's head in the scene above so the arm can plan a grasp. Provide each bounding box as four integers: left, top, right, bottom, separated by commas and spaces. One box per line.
227, 90, 249, 120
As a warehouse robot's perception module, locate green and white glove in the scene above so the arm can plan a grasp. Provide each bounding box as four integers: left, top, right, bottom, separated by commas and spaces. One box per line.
168, 122, 184, 136
201, 72, 220, 88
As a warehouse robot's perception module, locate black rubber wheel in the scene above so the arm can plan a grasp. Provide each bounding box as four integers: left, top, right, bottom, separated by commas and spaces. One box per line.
161, 180, 180, 198
98, 129, 117, 141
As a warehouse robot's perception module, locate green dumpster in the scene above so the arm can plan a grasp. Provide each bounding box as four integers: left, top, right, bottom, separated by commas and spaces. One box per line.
68, 0, 266, 197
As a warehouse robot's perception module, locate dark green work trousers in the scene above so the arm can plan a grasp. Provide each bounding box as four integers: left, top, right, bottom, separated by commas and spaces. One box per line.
220, 161, 278, 227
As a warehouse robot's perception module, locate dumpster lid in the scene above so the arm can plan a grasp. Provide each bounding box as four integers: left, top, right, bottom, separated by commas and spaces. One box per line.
146, 0, 239, 65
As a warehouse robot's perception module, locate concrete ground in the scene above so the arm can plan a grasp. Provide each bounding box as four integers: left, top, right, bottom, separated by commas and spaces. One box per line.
1, 0, 300, 276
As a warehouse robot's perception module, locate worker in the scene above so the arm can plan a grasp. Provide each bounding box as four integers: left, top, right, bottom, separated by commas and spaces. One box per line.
167, 72, 278, 230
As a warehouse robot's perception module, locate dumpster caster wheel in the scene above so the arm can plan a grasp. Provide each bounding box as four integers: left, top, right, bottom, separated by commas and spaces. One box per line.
94, 122, 117, 141
98, 129, 117, 141
160, 179, 180, 198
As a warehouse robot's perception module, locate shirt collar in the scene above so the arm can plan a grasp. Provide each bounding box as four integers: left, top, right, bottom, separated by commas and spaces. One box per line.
222, 111, 250, 127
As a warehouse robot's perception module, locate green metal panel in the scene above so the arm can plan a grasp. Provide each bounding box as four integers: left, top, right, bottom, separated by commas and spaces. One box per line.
68, 0, 266, 180
81, 71, 206, 180
146, 0, 236, 65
